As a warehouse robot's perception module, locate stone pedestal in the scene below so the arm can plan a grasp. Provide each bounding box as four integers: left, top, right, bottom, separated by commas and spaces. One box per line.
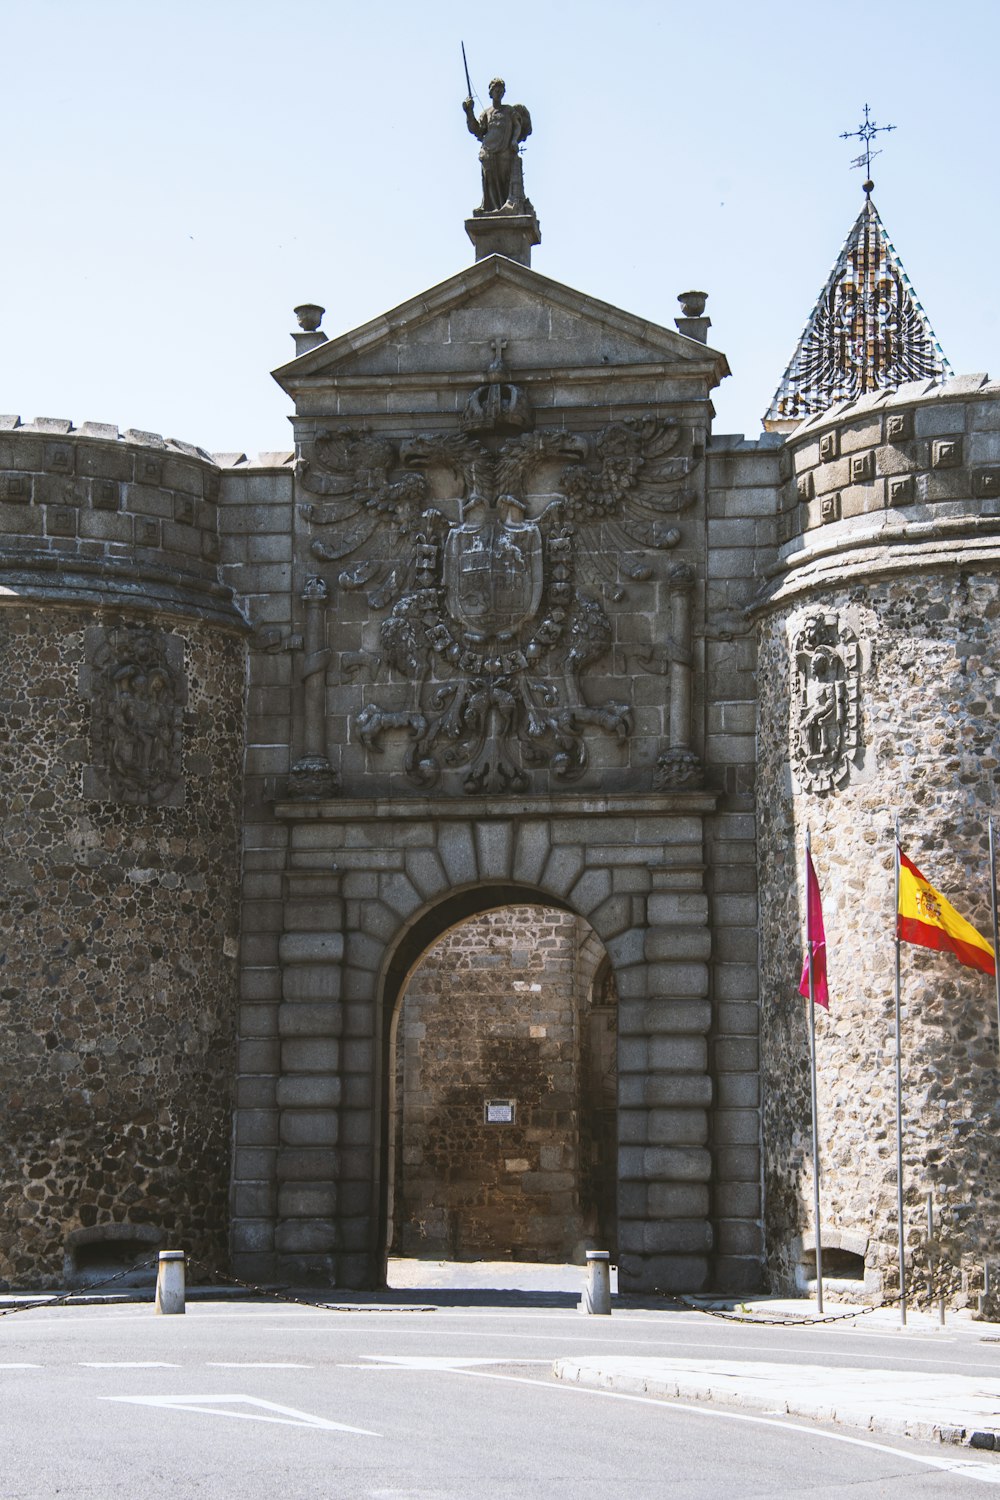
465, 211, 541, 267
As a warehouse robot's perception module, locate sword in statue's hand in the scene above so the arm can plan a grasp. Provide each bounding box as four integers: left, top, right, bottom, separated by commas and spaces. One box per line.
461, 40, 474, 110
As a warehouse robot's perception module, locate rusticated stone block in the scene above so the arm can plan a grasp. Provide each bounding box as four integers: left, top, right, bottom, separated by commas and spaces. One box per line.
274, 1219, 337, 1254
278, 1002, 344, 1038
278, 932, 345, 965
46, 505, 76, 536
716, 1145, 760, 1181
647, 1182, 710, 1217
92, 478, 120, 511
931, 436, 962, 468
282, 966, 343, 1003
280, 1037, 340, 1073
43, 441, 74, 473
645, 999, 712, 1035
277, 1183, 337, 1218
437, 823, 478, 886
279, 1110, 340, 1146
648, 1106, 709, 1145
972, 467, 1000, 498
644, 1146, 712, 1181
620, 1073, 713, 1108
617, 1220, 713, 1255
716, 1219, 764, 1256
644, 960, 709, 999
644, 926, 712, 962
713, 1109, 760, 1146
647, 892, 709, 926
649, 1034, 708, 1072
888, 474, 915, 506
713, 1181, 760, 1218
234, 1183, 276, 1218
618, 1253, 709, 1293
276, 1148, 341, 1181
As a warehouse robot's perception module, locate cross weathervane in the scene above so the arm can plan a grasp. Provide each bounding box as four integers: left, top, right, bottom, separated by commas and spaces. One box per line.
840, 104, 896, 191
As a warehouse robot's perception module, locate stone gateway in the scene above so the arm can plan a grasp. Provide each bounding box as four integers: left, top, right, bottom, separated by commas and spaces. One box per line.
2, 90, 998, 1309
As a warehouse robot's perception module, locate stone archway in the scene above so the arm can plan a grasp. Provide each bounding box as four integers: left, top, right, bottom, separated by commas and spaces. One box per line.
385, 900, 616, 1266
239, 793, 719, 1294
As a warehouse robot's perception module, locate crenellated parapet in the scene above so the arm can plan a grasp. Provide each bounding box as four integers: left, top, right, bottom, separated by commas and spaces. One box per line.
0, 416, 242, 627
768, 374, 1000, 597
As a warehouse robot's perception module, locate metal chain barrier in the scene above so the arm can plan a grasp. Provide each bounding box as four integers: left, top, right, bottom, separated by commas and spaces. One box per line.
0, 1256, 161, 1318
186, 1259, 435, 1314
681, 1295, 903, 1328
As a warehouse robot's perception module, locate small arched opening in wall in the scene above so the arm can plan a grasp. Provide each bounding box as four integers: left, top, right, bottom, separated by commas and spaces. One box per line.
378, 885, 618, 1282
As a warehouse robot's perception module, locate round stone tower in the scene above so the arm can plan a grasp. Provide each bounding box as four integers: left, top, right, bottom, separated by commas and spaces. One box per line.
0, 418, 246, 1289
755, 375, 1000, 1307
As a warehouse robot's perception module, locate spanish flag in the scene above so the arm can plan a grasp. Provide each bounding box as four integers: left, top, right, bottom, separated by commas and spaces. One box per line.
897, 847, 996, 977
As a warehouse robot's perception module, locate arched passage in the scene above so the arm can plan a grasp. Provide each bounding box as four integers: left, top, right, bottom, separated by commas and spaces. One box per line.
243, 796, 724, 1295
384, 898, 618, 1267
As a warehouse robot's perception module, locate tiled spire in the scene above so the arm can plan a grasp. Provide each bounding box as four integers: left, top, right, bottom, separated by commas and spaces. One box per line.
764, 193, 951, 429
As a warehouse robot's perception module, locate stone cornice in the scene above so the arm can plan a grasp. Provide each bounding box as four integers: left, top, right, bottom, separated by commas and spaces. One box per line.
274, 789, 719, 822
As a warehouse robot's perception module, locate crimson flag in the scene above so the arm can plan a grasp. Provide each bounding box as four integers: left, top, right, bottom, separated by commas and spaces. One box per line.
798, 848, 830, 1009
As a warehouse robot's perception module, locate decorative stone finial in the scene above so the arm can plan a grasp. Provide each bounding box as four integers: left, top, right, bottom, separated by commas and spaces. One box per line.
678, 291, 707, 319
675, 292, 711, 344
295, 304, 325, 332
292, 305, 327, 358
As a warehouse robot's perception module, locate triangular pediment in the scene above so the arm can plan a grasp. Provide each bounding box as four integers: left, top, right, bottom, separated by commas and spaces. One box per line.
273, 256, 728, 395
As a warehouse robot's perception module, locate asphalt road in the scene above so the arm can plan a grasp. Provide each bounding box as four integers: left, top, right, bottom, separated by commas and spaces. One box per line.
3, 1297, 1000, 1498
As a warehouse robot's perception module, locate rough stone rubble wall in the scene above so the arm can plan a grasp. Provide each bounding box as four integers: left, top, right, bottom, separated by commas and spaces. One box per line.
756, 380, 1000, 1304
0, 424, 245, 1289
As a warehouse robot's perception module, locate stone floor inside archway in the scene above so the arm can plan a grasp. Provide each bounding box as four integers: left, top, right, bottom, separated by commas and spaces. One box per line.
386, 1256, 618, 1296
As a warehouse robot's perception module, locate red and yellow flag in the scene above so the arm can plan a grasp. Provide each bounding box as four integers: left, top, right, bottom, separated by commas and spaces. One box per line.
897, 847, 996, 977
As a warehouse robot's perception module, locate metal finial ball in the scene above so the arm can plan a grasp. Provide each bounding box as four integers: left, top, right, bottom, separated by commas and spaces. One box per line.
863, 180, 874, 195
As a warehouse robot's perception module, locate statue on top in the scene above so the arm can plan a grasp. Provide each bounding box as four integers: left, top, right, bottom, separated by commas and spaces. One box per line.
463, 78, 533, 215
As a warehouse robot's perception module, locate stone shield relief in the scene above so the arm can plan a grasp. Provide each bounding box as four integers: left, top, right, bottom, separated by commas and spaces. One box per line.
789, 610, 870, 794
81, 622, 186, 806
295, 416, 702, 795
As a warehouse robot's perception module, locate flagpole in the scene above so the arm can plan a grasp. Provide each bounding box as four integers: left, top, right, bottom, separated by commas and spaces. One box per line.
894, 815, 907, 1327
806, 827, 823, 1314
990, 817, 1000, 1057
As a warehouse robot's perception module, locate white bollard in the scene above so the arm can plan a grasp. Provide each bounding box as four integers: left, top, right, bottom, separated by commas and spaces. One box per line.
579, 1250, 612, 1315
155, 1250, 186, 1315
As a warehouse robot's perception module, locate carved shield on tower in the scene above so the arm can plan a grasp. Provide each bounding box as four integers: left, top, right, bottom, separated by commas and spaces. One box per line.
443, 516, 543, 637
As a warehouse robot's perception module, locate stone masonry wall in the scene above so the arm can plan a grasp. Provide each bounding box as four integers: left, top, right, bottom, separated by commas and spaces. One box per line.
0, 420, 246, 1290
0, 605, 245, 1288
703, 434, 783, 1290
391, 906, 595, 1261
756, 379, 1000, 1305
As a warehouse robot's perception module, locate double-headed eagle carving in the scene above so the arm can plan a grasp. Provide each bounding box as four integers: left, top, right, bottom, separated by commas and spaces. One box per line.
297, 418, 697, 793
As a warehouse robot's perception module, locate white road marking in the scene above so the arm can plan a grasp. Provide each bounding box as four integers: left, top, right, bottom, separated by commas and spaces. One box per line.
205, 1362, 312, 1369
103, 1393, 379, 1434
0, 1363, 41, 1369
339, 1357, 552, 1369
82, 1361, 180, 1368
360, 1356, 525, 1370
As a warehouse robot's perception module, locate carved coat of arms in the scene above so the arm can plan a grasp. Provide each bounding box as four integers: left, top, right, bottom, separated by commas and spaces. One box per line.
296, 416, 698, 794
82, 623, 186, 806
790, 613, 864, 794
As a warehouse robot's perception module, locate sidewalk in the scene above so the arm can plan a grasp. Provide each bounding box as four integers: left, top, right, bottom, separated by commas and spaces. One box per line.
555, 1301, 1000, 1451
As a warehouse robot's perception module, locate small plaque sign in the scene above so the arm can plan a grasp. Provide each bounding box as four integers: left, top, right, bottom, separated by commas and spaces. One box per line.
485, 1098, 515, 1124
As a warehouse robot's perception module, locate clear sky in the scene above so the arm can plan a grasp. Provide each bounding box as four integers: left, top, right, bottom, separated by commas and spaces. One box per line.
2, 0, 997, 453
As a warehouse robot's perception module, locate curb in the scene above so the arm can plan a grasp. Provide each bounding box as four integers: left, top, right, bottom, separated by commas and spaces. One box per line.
552, 1358, 1000, 1450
